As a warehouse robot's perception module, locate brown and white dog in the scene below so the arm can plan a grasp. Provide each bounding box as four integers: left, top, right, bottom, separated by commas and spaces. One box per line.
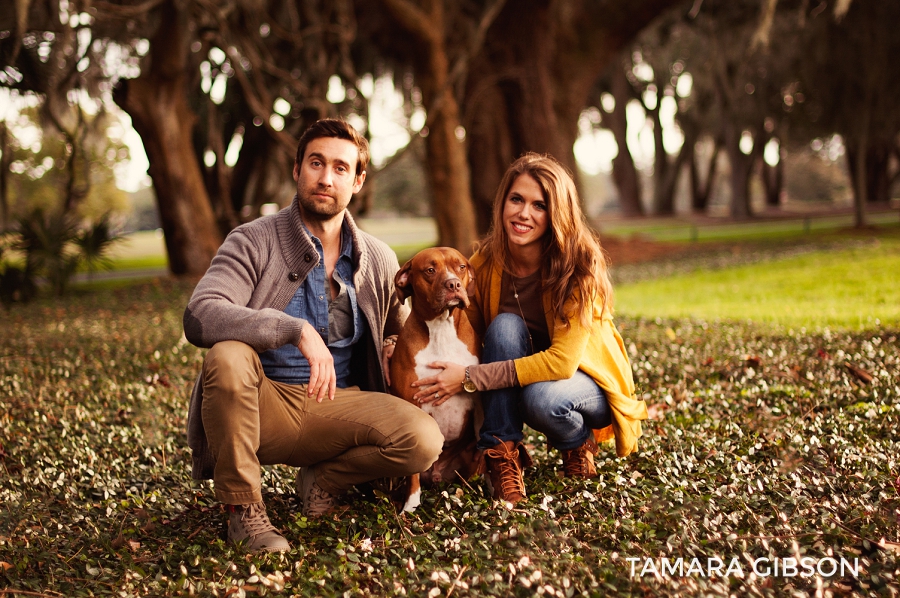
387, 247, 483, 510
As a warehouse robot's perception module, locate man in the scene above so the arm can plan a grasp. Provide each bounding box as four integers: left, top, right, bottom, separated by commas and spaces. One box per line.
183, 118, 443, 553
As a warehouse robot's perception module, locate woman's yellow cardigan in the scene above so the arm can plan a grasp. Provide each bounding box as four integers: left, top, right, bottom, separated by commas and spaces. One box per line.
467, 252, 647, 457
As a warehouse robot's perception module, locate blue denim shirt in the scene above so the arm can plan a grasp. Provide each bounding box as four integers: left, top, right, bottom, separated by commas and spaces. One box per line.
258, 221, 365, 386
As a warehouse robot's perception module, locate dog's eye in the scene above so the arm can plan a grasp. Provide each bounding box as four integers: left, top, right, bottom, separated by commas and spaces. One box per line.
426, 267, 436, 275
458, 264, 466, 271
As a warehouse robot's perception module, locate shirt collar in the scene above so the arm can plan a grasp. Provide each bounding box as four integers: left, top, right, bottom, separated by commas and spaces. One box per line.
299, 216, 355, 261
339, 220, 354, 261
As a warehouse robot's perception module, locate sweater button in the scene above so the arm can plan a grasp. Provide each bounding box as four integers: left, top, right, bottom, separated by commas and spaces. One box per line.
304, 254, 312, 262
288, 272, 299, 282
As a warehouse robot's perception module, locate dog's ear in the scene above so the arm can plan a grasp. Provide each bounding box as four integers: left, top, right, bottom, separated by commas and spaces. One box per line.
464, 259, 476, 298
395, 260, 414, 303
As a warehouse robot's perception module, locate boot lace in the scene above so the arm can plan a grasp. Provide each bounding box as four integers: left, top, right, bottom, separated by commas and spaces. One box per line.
240, 502, 277, 538
305, 481, 337, 516
484, 442, 525, 499
561, 444, 592, 477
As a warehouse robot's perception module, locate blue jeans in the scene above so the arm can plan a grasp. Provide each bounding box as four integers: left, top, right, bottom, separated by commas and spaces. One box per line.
477, 313, 612, 451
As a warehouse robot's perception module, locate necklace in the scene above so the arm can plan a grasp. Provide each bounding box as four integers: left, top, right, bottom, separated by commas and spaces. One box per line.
511, 277, 536, 355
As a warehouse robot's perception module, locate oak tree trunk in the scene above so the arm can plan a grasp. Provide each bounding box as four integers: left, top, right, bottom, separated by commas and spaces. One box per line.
380, 0, 478, 254
113, 0, 222, 277
690, 137, 720, 213
846, 141, 893, 212
0, 121, 9, 229
762, 154, 784, 208
464, 0, 681, 230
723, 124, 753, 219
607, 66, 644, 216
465, 0, 569, 230
420, 32, 477, 252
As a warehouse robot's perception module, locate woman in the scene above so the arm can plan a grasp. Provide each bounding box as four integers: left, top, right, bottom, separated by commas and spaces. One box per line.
412, 152, 647, 504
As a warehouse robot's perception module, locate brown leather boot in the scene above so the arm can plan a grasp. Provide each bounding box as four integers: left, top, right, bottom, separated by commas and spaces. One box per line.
560, 436, 599, 478
483, 440, 529, 505
227, 502, 290, 553
296, 466, 338, 518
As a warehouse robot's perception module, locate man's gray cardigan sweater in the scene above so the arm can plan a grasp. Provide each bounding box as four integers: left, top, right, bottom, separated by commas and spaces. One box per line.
183, 198, 408, 480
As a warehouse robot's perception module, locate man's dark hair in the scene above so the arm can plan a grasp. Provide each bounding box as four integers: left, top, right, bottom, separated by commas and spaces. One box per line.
294, 118, 369, 176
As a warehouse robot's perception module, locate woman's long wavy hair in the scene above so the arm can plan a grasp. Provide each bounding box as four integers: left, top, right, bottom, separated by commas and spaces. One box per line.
476, 152, 613, 328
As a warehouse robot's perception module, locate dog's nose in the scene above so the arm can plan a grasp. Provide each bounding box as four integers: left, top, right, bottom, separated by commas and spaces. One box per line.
444, 277, 462, 292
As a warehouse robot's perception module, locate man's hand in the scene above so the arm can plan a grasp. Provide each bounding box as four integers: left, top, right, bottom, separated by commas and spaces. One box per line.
298, 327, 336, 402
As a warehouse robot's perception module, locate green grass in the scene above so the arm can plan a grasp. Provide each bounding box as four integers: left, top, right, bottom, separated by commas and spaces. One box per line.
615, 238, 900, 330
598, 210, 900, 243
107, 255, 169, 270
106, 230, 168, 272
1, 246, 899, 596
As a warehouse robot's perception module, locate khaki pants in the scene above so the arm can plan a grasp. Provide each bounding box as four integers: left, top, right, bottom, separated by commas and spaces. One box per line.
200, 341, 443, 505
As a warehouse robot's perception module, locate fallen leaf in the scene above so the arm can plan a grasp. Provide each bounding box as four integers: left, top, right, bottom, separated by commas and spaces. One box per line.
844, 363, 873, 384
878, 538, 900, 554
744, 355, 762, 367
647, 404, 667, 420
0, 561, 13, 571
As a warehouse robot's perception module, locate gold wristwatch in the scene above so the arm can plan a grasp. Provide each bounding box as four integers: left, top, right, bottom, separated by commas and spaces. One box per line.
462, 367, 476, 393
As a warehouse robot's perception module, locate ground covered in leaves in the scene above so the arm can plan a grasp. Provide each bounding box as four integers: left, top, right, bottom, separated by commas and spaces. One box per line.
1, 273, 898, 597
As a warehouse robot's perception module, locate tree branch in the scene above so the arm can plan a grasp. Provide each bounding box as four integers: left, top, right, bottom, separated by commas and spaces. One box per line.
224, 45, 297, 158
751, 0, 779, 51
92, 0, 168, 20
380, 0, 437, 44
447, 0, 507, 85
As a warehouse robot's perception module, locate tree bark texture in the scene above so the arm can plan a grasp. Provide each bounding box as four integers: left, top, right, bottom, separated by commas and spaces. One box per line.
113, 0, 222, 277
846, 142, 894, 207
380, 0, 478, 253
229, 125, 295, 220
201, 101, 240, 236
0, 121, 9, 229
606, 65, 644, 217
722, 123, 765, 220
689, 138, 719, 213
464, 0, 683, 230
762, 152, 784, 208
649, 102, 693, 216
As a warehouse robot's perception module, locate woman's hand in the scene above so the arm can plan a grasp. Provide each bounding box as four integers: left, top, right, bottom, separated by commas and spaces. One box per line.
381, 335, 398, 387
382, 343, 395, 387
412, 361, 467, 406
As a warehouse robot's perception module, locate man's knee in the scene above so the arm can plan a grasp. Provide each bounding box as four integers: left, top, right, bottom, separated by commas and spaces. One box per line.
203, 341, 261, 400
393, 405, 444, 472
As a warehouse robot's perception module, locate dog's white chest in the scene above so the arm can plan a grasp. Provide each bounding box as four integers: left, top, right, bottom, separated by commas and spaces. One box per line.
414, 313, 479, 442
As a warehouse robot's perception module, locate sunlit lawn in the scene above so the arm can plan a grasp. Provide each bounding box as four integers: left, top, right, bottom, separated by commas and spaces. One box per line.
104, 229, 167, 270
597, 207, 900, 242
615, 237, 900, 330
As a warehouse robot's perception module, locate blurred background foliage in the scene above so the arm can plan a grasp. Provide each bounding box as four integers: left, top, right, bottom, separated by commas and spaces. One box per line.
0, 0, 897, 282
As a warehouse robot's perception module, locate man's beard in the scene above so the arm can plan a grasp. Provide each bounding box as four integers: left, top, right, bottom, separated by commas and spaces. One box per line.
298, 188, 347, 221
